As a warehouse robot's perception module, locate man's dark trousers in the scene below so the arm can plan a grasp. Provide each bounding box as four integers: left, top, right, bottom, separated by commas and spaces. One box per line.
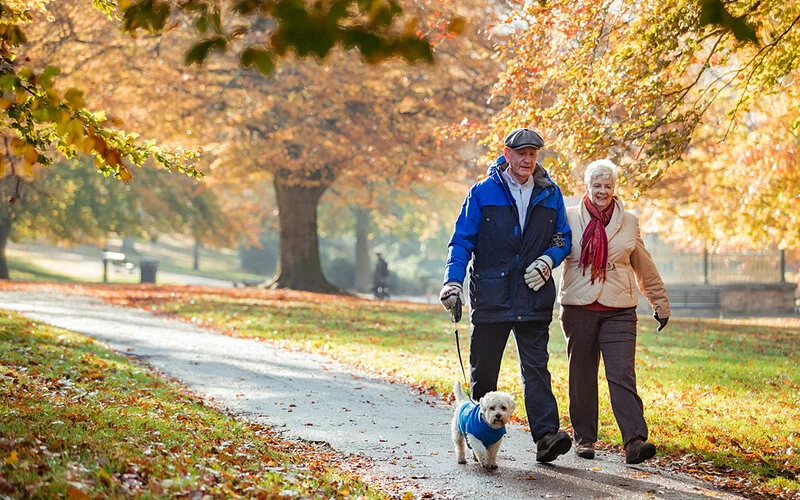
469, 320, 560, 441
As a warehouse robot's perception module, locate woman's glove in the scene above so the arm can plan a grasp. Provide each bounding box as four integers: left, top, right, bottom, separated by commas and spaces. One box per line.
653, 312, 669, 332
524, 255, 553, 292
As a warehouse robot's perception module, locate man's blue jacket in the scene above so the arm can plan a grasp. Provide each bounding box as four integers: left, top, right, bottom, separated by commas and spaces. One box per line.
443, 156, 572, 324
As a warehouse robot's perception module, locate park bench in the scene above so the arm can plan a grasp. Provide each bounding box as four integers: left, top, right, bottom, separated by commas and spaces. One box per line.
102, 251, 136, 282
667, 286, 722, 315
103, 251, 135, 272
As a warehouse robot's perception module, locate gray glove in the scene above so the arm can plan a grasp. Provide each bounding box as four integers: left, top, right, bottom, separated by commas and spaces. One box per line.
524, 255, 553, 292
439, 282, 465, 314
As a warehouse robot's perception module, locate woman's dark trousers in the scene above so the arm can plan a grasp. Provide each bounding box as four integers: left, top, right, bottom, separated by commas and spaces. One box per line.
560, 306, 647, 447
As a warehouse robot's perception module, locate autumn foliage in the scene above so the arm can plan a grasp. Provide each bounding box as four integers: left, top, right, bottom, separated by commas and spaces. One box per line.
465, 0, 800, 250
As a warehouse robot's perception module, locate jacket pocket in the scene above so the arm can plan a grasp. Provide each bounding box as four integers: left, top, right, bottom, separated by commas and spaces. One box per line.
470, 271, 511, 312
628, 270, 638, 301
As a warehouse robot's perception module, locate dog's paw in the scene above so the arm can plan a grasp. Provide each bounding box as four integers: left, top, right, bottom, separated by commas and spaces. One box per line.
457, 458, 467, 464
485, 463, 498, 470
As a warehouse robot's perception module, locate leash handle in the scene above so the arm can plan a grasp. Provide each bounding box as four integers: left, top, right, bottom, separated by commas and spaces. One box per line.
450, 295, 462, 323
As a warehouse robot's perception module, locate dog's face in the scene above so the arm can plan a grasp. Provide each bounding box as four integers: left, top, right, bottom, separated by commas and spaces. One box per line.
479, 391, 516, 429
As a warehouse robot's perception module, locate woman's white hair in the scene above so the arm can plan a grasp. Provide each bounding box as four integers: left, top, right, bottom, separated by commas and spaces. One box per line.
583, 159, 618, 185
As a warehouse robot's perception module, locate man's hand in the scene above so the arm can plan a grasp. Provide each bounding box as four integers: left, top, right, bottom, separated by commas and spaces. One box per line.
439, 282, 465, 316
653, 312, 669, 332
524, 255, 554, 292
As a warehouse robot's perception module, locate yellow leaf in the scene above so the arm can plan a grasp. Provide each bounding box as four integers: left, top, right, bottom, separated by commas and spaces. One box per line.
5, 450, 17, 466
64, 88, 86, 109
10, 137, 24, 154
0, 156, 5, 177
0, 98, 11, 110
23, 146, 38, 173
117, 166, 133, 182
80, 136, 95, 154
97, 467, 113, 486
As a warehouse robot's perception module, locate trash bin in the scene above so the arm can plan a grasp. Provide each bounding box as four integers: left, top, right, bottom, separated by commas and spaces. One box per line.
140, 257, 158, 284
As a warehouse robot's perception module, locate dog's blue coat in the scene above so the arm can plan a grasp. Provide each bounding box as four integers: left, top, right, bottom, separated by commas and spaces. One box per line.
456, 400, 506, 446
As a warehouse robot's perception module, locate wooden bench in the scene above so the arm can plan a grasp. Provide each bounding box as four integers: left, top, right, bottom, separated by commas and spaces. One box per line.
102, 251, 135, 282
667, 286, 721, 310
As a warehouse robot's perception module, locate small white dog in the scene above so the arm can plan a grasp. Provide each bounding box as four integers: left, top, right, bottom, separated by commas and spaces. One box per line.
451, 380, 516, 470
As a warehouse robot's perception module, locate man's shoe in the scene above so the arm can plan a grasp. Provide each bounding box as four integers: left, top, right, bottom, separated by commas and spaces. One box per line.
625, 439, 656, 464
575, 442, 595, 459
536, 431, 572, 463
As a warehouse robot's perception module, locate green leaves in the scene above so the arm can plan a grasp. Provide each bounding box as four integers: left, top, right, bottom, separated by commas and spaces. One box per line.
699, 0, 759, 45
118, 0, 437, 74
240, 46, 275, 75
120, 0, 171, 34
185, 36, 229, 66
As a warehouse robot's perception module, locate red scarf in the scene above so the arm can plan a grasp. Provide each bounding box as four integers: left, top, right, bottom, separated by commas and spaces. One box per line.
579, 196, 614, 284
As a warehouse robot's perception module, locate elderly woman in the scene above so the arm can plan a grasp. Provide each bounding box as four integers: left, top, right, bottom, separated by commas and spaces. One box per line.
558, 159, 670, 464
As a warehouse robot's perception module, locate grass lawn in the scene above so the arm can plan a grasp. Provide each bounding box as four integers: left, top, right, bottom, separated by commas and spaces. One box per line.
0, 312, 390, 498
87, 285, 799, 498
6, 239, 268, 284
2, 282, 798, 498
6, 258, 82, 283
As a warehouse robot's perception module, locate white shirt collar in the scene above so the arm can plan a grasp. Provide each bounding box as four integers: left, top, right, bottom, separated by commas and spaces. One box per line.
502, 168, 534, 189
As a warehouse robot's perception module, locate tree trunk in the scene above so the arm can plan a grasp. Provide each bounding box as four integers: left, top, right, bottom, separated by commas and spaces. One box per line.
0, 215, 10, 280
193, 238, 201, 271
121, 236, 138, 256
265, 172, 338, 292
353, 207, 371, 292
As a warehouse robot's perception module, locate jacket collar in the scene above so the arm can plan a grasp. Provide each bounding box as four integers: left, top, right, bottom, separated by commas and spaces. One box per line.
577, 195, 624, 240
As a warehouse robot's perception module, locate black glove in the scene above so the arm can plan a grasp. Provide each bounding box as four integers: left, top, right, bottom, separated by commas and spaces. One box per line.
653, 312, 669, 332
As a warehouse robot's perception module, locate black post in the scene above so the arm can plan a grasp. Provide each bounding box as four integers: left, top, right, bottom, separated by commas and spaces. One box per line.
102, 248, 108, 283
780, 249, 786, 283
703, 248, 709, 285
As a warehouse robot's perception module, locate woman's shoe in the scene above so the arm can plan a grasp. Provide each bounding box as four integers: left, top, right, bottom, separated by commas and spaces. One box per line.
575, 442, 595, 459
625, 439, 656, 464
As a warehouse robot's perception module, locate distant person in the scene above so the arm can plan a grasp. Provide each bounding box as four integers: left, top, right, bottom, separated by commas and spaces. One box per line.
439, 127, 574, 463
373, 252, 390, 299
558, 159, 670, 464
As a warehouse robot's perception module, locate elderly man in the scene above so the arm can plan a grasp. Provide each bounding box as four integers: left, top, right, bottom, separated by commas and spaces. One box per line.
440, 128, 573, 463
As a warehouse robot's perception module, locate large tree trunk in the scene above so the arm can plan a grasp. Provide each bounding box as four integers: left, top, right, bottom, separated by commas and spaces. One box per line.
264, 171, 338, 292
353, 207, 371, 292
0, 215, 10, 280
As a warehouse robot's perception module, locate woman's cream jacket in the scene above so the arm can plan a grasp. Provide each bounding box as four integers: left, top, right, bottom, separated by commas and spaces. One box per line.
559, 197, 670, 318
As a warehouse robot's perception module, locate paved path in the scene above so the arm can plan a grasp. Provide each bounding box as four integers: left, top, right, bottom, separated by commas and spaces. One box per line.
0, 290, 744, 499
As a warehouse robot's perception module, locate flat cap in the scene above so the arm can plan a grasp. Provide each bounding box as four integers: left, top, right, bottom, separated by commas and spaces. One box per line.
503, 128, 544, 150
